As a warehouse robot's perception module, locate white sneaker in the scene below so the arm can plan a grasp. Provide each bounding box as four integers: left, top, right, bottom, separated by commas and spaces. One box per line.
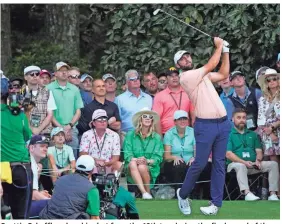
268, 194, 279, 201
245, 192, 260, 201
142, 192, 153, 199
200, 203, 219, 215
176, 188, 191, 215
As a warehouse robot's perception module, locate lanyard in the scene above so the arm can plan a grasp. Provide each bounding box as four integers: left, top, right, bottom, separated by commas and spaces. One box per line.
93, 129, 107, 157
169, 92, 182, 110
55, 146, 64, 168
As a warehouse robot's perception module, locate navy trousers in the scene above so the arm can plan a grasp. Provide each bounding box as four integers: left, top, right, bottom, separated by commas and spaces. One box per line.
179, 116, 231, 207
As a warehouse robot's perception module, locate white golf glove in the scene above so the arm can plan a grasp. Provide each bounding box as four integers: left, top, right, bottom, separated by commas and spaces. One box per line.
223, 40, 229, 53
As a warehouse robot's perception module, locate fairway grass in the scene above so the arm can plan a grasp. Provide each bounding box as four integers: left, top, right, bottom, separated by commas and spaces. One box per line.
136, 200, 280, 219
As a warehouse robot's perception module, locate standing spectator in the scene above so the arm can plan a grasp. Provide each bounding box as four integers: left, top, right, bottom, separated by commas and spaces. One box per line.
123, 108, 163, 199
157, 72, 168, 91
254, 66, 269, 89
1, 77, 33, 219
77, 79, 121, 136
153, 67, 195, 135
142, 72, 159, 98
218, 76, 234, 119
115, 69, 153, 135
39, 70, 51, 87
257, 69, 280, 163
103, 73, 117, 102
68, 66, 81, 87
226, 108, 279, 201
79, 109, 122, 174
227, 71, 262, 130
8, 77, 24, 94
80, 73, 94, 106
47, 62, 84, 159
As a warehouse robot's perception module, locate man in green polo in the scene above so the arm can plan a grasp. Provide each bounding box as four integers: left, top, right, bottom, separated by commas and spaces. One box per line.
226, 108, 279, 201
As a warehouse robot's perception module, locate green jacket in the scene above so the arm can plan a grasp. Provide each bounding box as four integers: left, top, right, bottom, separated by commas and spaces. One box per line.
123, 130, 164, 186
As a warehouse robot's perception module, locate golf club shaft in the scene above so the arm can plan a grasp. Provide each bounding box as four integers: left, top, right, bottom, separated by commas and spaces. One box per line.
160, 10, 212, 38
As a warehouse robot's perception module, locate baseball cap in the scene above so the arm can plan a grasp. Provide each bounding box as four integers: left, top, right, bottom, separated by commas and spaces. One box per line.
166, 67, 179, 76
76, 155, 95, 172
29, 135, 49, 145
102, 73, 116, 81
40, 69, 51, 78
174, 50, 190, 65
9, 77, 24, 85
174, 110, 188, 120
229, 71, 245, 81
24, 66, 41, 75
80, 74, 93, 82
92, 109, 108, 121
55, 62, 70, 71
1, 78, 9, 96
51, 127, 65, 138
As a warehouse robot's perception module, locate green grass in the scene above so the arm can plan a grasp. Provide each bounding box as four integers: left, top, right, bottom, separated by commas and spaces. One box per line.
136, 200, 280, 219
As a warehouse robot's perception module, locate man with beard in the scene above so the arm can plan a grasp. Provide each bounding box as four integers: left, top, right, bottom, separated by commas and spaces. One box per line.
142, 72, 159, 99
174, 37, 231, 215
226, 108, 279, 201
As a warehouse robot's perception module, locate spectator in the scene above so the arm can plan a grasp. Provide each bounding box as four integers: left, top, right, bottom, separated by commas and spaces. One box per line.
8, 77, 24, 94
77, 79, 121, 136
80, 109, 121, 174
157, 72, 168, 91
142, 72, 159, 98
23, 65, 57, 136
47, 127, 76, 183
115, 69, 153, 135
218, 76, 234, 119
80, 73, 94, 105
103, 73, 117, 102
39, 70, 52, 87
254, 66, 269, 89
47, 61, 84, 159
163, 110, 211, 190
226, 108, 279, 201
153, 67, 195, 135
28, 135, 51, 218
257, 69, 280, 163
39, 155, 100, 219
123, 108, 163, 199
276, 53, 280, 72
1, 77, 33, 219
68, 66, 80, 87
227, 71, 262, 130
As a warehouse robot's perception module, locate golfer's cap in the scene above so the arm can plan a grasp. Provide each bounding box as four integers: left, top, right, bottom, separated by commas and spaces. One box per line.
55, 62, 70, 71
229, 71, 245, 81
174, 110, 188, 120
76, 155, 95, 172
29, 135, 49, 145
102, 73, 116, 81
24, 66, 41, 75
50, 127, 64, 138
92, 109, 108, 121
80, 73, 93, 82
174, 50, 190, 65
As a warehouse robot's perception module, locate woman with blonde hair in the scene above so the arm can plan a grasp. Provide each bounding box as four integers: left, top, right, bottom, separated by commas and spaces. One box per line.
123, 107, 163, 199
257, 68, 280, 163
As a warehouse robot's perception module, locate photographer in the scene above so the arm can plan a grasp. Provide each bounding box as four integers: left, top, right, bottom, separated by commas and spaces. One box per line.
1, 77, 33, 219
39, 155, 100, 219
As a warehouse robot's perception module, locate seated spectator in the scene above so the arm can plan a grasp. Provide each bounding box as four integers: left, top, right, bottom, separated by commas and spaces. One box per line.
80, 73, 94, 105
163, 110, 211, 190
157, 72, 167, 91
68, 66, 80, 87
48, 127, 76, 183
123, 108, 164, 199
39, 70, 52, 87
79, 109, 122, 174
103, 73, 117, 102
226, 108, 279, 201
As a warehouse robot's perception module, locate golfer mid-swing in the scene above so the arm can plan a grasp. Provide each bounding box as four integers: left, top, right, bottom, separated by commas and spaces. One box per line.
174, 37, 230, 215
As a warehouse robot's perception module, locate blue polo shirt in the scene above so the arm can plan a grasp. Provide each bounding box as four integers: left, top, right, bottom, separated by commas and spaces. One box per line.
115, 90, 153, 132
163, 126, 195, 163
220, 88, 234, 119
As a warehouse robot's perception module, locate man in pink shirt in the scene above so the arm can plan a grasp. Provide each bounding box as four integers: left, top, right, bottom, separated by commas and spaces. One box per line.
174, 37, 231, 216
153, 67, 195, 135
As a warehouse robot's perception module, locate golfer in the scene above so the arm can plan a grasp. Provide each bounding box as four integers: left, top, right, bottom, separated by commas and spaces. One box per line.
174, 37, 230, 215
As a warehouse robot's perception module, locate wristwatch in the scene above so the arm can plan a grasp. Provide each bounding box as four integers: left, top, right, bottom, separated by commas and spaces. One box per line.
68, 123, 74, 128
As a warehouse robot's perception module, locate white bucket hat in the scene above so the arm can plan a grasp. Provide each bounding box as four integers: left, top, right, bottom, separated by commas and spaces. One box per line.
132, 107, 159, 128
257, 68, 279, 89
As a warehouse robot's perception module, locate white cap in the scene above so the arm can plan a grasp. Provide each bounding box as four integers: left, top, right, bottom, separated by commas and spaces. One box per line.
55, 61, 70, 71
102, 73, 116, 81
51, 127, 64, 138
174, 50, 189, 65
80, 73, 93, 82
92, 109, 108, 120
174, 110, 188, 120
76, 155, 95, 172
24, 66, 41, 75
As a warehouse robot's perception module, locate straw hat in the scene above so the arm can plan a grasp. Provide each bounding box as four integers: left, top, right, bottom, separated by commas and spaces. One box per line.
132, 107, 160, 128
257, 68, 279, 89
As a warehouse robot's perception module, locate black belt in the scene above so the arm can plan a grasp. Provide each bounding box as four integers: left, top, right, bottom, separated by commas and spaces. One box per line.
10, 162, 31, 167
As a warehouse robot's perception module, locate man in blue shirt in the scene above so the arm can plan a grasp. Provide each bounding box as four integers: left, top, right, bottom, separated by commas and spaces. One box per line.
218, 75, 234, 120
80, 74, 94, 106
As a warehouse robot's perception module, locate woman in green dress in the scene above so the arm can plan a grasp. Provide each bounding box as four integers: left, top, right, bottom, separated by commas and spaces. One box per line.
123, 108, 164, 199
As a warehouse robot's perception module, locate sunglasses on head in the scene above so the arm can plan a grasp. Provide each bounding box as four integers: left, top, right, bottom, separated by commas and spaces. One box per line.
9, 84, 21, 89
266, 77, 278, 83
28, 72, 40, 77
94, 117, 108, 122
128, 76, 139, 81
142, 114, 153, 119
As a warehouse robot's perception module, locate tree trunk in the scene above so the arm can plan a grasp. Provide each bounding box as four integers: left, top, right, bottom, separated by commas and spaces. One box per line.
45, 4, 80, 58
1, 4, 12, 71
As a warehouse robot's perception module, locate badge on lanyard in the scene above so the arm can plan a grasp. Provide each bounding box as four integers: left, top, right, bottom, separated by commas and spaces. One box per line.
30, 114, 41, 127
242, 151, 250, 158
246, 114, 255, 129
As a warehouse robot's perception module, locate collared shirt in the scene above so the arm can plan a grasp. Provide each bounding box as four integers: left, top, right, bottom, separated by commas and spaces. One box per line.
47, 81, 84, 126
226, 127, 262, 164
180, 68, 227, 119
220, 88, 234, 119
115, 90, 153, 132
163, 126, 195, 163
77, 98, 121, 135
48, 145, 75, 168
152, 87, 194, 134
80, 89, 94, 106
79, 128, 120, 161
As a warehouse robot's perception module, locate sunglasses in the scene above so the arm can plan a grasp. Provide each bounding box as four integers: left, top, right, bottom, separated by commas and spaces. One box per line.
69, 75, 79, 79
142, 114, 154, 119
266, 77, 278, 83
9, 84, 21, 89
128, 76, 139, 81
158, 80, 167, 84
28, 72, 40, 77
94, 117, 108, 122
